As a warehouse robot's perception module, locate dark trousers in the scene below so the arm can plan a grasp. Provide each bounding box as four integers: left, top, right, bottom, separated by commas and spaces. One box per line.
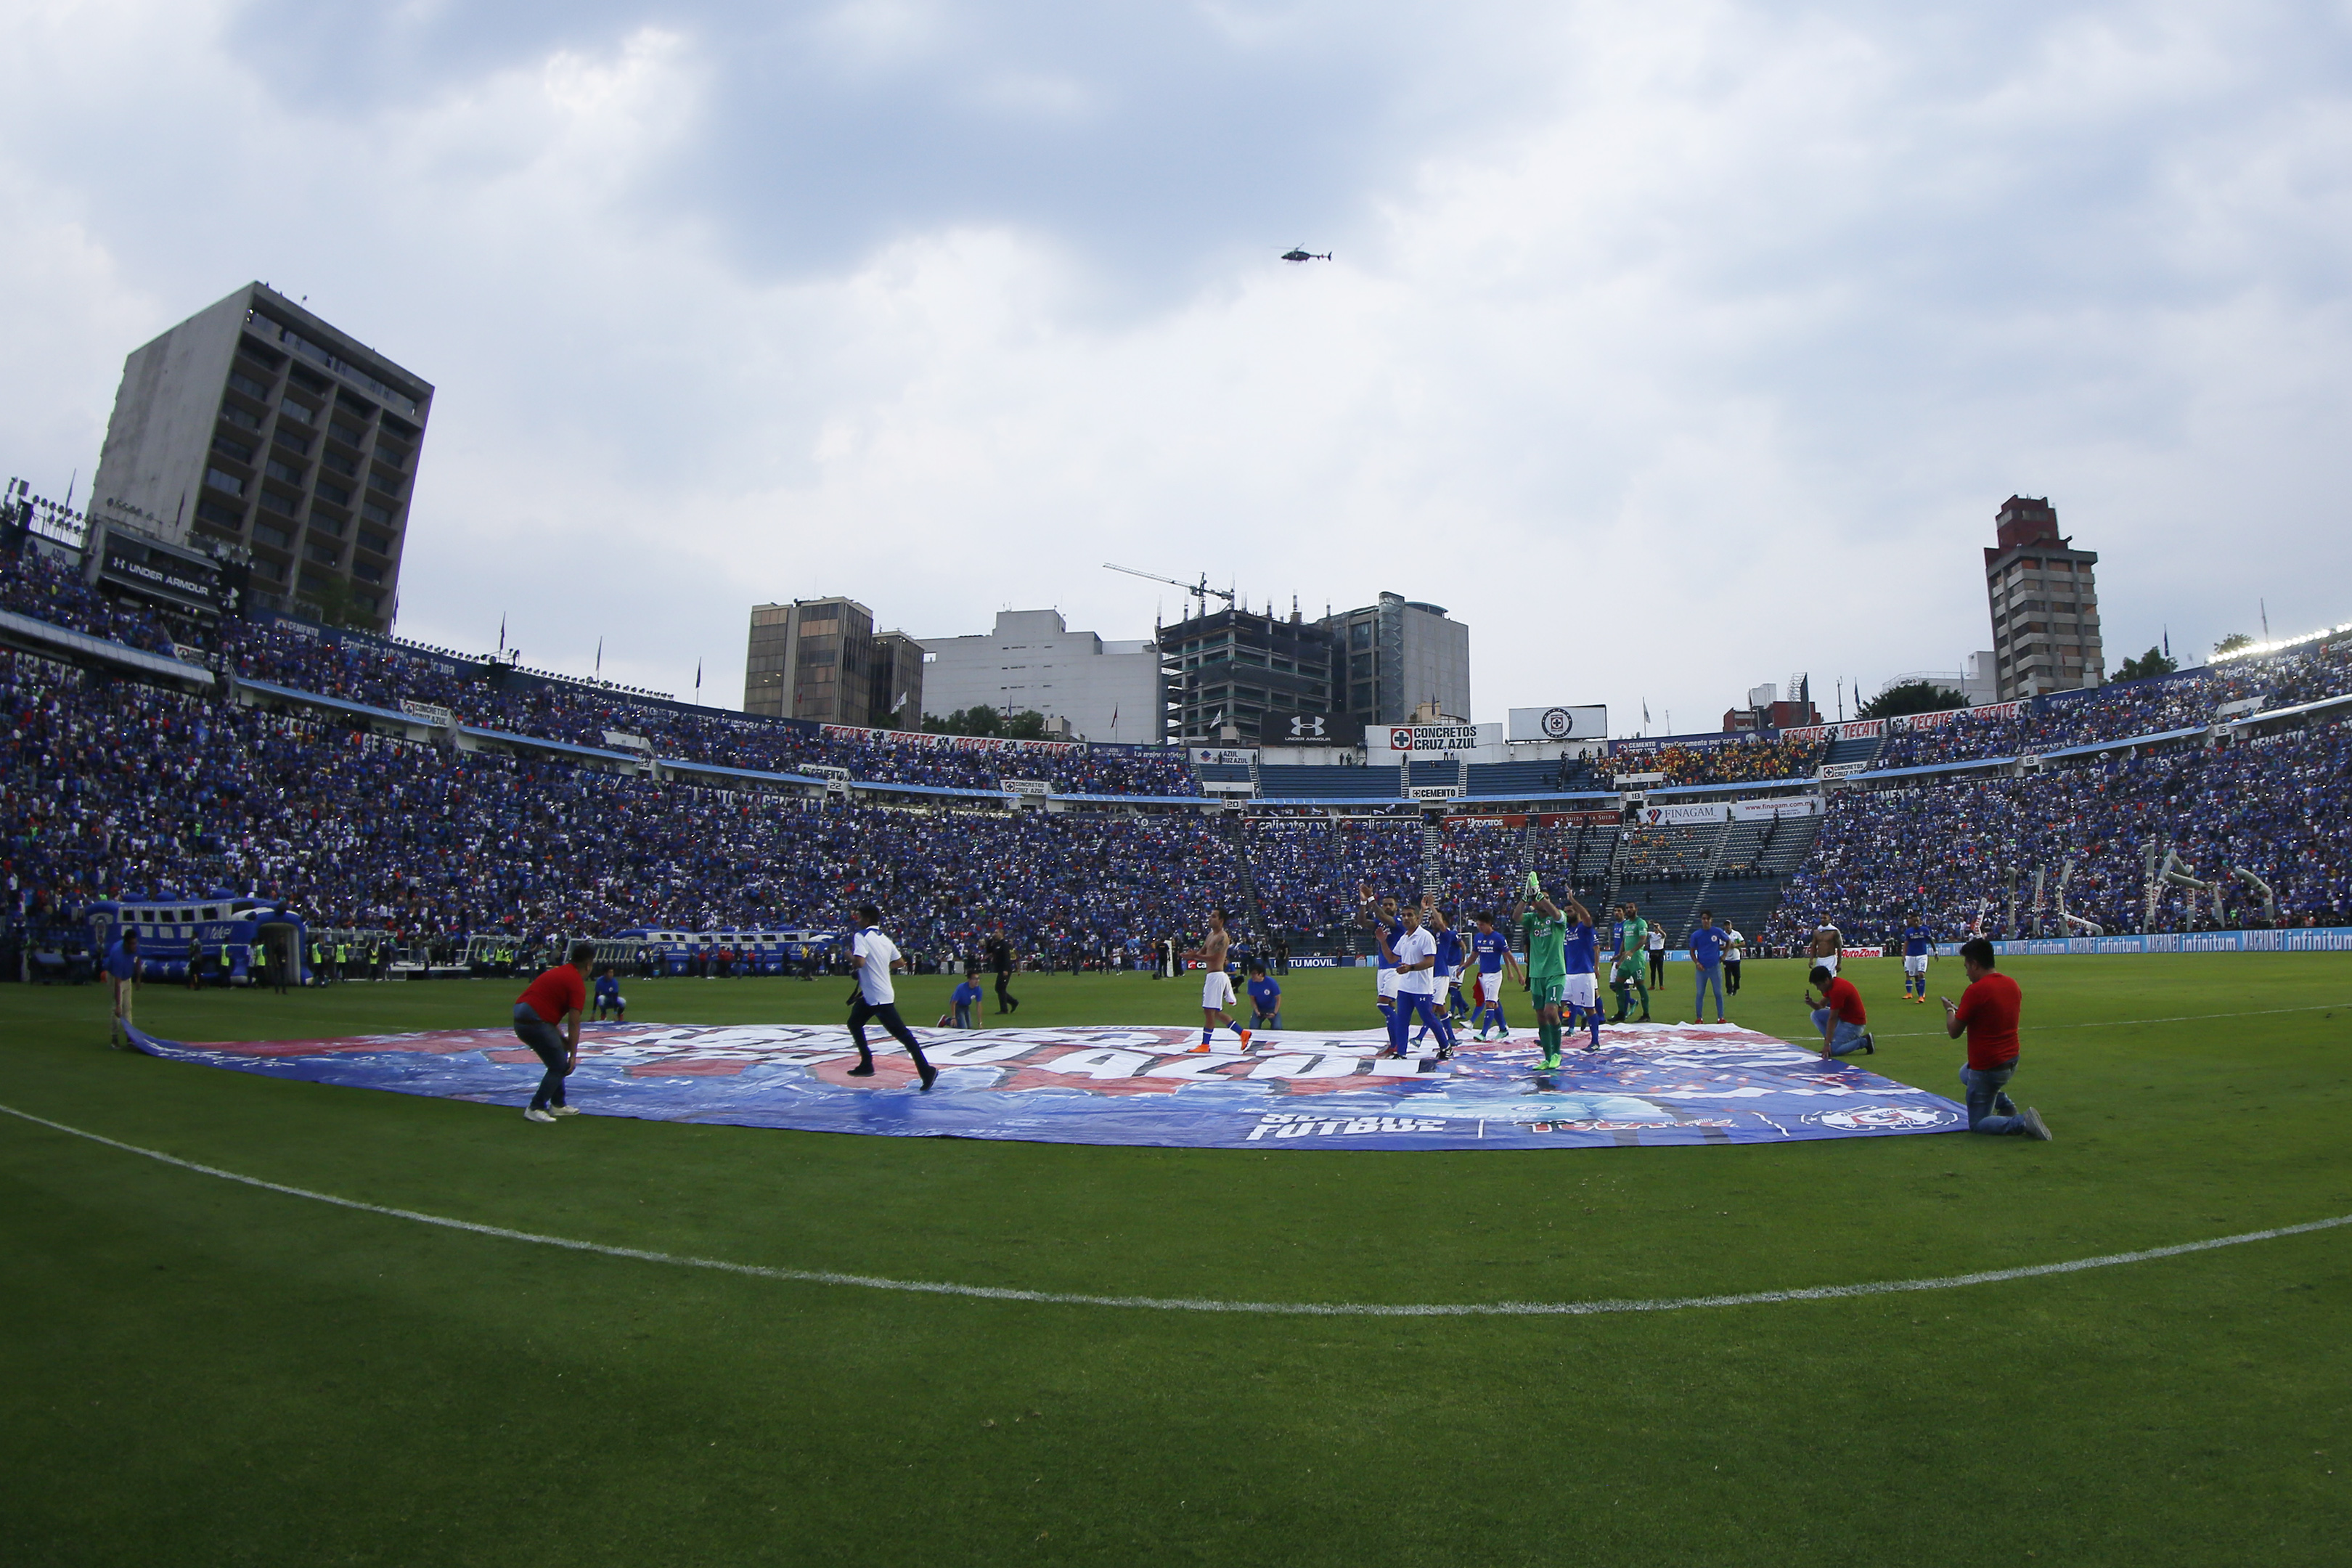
849, 997, 932, 1068
512, 1003, 569, 1110
1648, 951, 1665, 987
993, 972, 1018, 1013
1725, 959, 1743, 994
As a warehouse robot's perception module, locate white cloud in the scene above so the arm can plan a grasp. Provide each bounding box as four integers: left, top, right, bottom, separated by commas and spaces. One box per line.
3, 0, 2350, 718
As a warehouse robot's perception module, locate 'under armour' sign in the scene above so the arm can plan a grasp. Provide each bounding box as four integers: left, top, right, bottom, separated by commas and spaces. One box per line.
1286, 714, 1328, 740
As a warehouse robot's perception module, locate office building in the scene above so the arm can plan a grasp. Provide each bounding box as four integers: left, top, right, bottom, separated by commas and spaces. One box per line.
1317, 593, 1471, 730
869, 630, 925, 731
915, 608, 1156, 742
746, 597, 899, 724
89, 282, 431, 633
1984, 497, 2104, 701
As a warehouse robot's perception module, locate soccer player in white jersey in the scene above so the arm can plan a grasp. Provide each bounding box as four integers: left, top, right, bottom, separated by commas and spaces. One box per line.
846, 904, 939, 1091
1193, 910, 1255, 1053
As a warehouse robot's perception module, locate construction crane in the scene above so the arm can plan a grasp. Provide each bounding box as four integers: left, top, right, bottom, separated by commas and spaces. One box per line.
1103, 563, 1237, 621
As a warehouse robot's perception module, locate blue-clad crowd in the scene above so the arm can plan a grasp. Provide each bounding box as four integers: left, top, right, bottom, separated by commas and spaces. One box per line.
213, 618, 1201, 797
1, 648, 1236, 967
1767, 721, 2352, 947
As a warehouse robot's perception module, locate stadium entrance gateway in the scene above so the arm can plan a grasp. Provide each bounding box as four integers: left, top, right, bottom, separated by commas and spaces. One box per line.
123, 1021, 1964, 1152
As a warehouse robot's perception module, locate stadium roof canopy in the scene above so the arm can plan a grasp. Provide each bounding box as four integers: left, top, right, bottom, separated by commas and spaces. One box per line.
0, 608, 214, 687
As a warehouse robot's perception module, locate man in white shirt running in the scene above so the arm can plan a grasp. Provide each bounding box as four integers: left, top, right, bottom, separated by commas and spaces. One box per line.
846, 904, 938, 1091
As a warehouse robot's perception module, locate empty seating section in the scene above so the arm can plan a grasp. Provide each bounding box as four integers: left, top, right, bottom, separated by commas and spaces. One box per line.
1254, 765, 1400, 800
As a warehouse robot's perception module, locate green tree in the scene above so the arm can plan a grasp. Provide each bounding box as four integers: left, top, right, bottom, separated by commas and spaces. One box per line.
2213, 632, 2255, 658
1855, 680, 1968, 721
2111, 646, 2179, 682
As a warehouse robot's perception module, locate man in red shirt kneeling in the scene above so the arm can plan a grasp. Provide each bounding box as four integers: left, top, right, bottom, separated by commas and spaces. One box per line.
513, 940, 596, 1124
1807, 965, 1874, 1059
1942, 939, 2052, 1140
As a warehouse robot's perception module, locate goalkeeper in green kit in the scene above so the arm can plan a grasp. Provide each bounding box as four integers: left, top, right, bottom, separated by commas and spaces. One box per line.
1612, 901, 1652, 1022
1513, 873, 1572, 1069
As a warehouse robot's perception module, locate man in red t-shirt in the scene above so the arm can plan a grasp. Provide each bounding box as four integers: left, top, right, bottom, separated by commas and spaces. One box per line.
1942, 939, 2051, 1139
1806, 965, 1874, 1058
513, 939, 596, 1124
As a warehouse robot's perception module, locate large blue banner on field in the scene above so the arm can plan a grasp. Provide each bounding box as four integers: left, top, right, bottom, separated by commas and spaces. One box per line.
128, 1021, 1966, 1151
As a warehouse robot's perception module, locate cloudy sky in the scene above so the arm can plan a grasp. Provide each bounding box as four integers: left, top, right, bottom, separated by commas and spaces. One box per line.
5, 0, 2350, 732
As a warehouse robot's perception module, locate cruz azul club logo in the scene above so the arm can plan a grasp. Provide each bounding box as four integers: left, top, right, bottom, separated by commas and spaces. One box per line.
1804, 1105, 1959, 1131
1540, 706, 1576, 738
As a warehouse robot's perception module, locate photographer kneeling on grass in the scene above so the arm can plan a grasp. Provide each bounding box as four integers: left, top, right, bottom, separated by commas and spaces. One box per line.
1941, 938, 2052, 1141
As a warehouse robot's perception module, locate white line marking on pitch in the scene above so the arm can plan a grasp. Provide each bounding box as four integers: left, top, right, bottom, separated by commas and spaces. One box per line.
6, 1103, 2345, 1318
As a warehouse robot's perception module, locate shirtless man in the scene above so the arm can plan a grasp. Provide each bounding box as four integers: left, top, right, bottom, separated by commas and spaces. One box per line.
1810, 921, 1845, 978
1193, 909, 1255, 1053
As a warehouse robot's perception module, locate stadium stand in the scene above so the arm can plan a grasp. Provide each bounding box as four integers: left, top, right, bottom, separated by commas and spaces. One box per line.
12, 530, 2352, 978
1244, 817, 1421, 942
1765, 722, 2352, 949
0, 646, 1234, 971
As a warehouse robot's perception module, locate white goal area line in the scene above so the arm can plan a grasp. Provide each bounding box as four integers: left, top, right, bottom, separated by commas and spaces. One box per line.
4, 1101, 2345, 1318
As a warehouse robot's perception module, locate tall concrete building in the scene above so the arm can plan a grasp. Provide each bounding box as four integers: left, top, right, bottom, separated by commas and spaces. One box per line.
1984, 496, 2104, 701
1158, 605, 1336, 745
89, 283, 430, 634
743, 597, 919, 727
1318, 593, 1471, 730
917, 608, 1158, 742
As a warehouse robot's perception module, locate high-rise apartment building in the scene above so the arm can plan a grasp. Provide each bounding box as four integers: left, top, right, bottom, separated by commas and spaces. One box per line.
1984, 496, 2104, 701
743, 597, 918, 726
89, 283, 430, 634
918, 608, 1158, 742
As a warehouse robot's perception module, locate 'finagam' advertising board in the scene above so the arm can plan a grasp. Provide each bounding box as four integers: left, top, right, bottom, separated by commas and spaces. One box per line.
1507, 705, 1609, 742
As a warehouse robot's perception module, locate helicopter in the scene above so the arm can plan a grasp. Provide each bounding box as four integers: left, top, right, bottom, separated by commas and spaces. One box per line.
1280, 248, 1332, 263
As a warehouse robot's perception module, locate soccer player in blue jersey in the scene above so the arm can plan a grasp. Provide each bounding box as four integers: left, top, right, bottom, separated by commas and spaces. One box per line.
1559, 890, 1604, 1054
1689, 910, 1729, 1023
1900, 912, 1935, 1003
592, 964, 626, 1023
1357, 881, 1406, 1031
1416, 907, 1469, 1046
1467, 912, 1519, 1040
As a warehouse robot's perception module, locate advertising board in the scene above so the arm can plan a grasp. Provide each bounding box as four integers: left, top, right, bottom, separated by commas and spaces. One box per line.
1636, 801, 1730, 826
1506, 705, 1608, 742
1728, 796, 1824, 821
1376, 722, 1498, 754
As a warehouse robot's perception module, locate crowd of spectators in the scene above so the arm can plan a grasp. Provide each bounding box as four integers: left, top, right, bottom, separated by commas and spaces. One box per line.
0, 547, 178, 654
1624, 738, 1826, 787
1765, 722, 2352, 946
1, 648, 1236, 967
1874, 640, 2352, 771
1245, 817, 1422, 942
214, 618, 1203, 796
0, 541, 1206, 799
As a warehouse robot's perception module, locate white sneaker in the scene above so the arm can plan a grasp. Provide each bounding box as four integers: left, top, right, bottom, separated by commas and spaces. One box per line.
548, 1105, 581, 1116
2022, 1107, 2052, 1141
523, 1107, 557, 1123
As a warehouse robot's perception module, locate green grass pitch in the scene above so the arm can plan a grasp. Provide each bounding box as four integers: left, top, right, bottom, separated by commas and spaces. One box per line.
4, 953, 2351, 1565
